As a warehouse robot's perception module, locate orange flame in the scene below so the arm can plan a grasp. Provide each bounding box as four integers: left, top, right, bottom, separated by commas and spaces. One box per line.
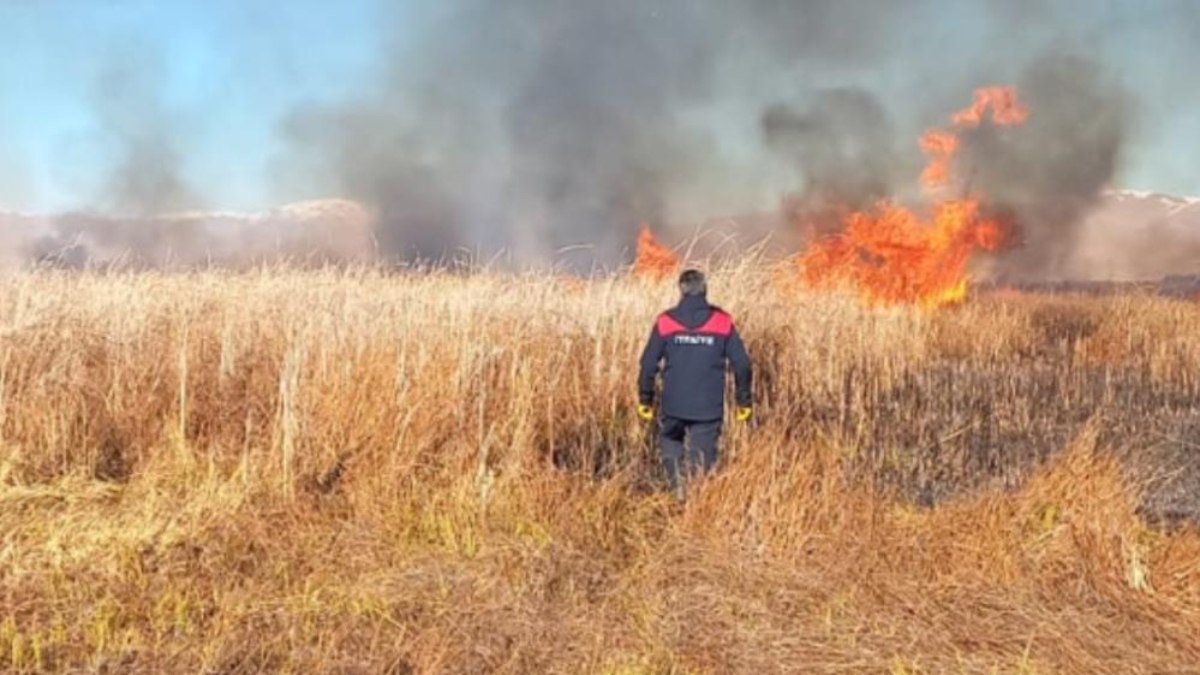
918, 129, 960, 189
952, 86, 1029, 127
801, 86, 1028, 309
634, 224, 680, 280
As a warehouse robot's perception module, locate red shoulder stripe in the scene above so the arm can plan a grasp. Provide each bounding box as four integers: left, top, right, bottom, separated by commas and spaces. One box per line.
656, 313, 687, 337
698, 310, 733, 336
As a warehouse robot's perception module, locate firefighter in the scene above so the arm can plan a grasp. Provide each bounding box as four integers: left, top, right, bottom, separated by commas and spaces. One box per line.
637, 269, 752, 497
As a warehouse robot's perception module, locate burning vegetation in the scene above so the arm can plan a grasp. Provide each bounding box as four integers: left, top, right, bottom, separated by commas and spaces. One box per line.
799, 86, 1028, 308
9, 3, 1200, 670
633, 223, 681, 280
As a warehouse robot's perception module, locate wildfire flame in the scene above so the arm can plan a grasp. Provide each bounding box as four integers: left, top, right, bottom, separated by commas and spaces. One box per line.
801, 86, 1028, 308
633, 223, 680, 280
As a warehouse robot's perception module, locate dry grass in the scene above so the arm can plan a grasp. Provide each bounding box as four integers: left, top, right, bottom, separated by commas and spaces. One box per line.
1, 262, 1199, 673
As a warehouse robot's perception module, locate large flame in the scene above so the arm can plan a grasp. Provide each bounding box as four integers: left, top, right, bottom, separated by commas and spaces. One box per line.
801, 86, 1028, 308
634, 224, 680, 280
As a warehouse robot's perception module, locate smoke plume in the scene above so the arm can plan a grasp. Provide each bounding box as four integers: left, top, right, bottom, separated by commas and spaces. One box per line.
762, 88, 911, 243
22, 48, 375, 269
29, 48, 208, 267
90, 48, 201, 216
965, 54, 1128, 280
274, 0, 907, 267
8, 1, 1200, 276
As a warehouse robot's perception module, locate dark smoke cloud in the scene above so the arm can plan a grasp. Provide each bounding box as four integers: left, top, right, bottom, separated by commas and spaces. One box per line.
274, 0, 907, 267
762, 88, 910, 241
279, 105, 460, 260
89, 48, 201, 216
762, 49, 1134, 281
499, 2, 714, 266
966, 54, 1128, 279
724, 0, 907, 66
11, 0, 1195, 276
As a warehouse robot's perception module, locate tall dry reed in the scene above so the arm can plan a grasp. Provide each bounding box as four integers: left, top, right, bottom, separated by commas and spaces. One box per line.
1, 263, 1198, 673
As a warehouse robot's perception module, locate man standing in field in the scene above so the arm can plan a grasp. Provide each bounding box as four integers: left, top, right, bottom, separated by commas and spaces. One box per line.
638, 269, 753, 497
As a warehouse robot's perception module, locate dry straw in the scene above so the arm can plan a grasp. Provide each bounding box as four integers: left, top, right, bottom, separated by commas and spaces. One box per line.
0, 262, 1198, 673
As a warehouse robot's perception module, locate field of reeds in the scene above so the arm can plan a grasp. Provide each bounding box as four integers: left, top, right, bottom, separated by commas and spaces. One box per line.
2, 262, 1200, 673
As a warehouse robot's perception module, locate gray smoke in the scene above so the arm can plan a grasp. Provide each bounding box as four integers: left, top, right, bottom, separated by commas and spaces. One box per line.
9, 0, 1200, 275
497, 2, 712, 266
759, 50, 1134, 281
965, 54, 1128, 280
29, 48, 210, 267
274, 0, 907, 267
23, 48, 368, 269
23, 201, 374, 270
279, 105, 459, 261
762, 88, 910, 241
90, 48, 201, 216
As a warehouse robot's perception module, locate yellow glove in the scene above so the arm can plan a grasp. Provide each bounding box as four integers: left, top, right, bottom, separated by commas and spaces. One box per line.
735, 406, 753, 423
637, 404, 655, 421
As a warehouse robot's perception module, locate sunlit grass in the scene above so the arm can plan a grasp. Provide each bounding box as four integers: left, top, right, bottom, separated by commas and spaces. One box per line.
0, 263, 1198, 672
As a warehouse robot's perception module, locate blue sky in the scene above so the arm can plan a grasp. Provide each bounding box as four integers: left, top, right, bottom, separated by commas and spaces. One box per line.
1, 0, 1198, 213
0, 0, 394, 211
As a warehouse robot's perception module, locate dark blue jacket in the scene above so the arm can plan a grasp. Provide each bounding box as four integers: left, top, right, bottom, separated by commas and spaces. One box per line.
638, 294, 752, 422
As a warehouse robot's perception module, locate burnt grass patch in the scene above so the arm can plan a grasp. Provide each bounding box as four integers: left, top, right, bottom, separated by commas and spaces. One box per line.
797, 359, 1200, 522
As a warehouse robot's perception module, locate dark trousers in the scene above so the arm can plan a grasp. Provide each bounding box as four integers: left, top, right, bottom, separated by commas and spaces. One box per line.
659, 415, 722, 490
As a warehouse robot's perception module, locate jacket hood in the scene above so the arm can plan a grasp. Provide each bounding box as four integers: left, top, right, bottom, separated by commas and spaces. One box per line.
670, 293, 712, 329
